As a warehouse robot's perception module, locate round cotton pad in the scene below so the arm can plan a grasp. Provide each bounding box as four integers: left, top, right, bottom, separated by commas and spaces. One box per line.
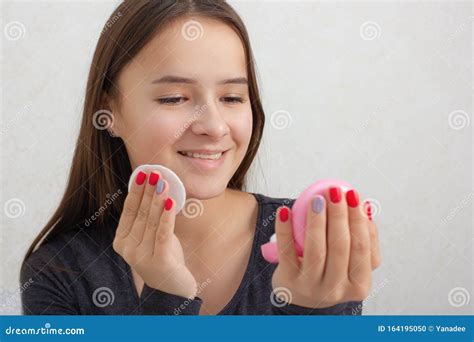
261, 178, 353, 263
128, 164, 186, 214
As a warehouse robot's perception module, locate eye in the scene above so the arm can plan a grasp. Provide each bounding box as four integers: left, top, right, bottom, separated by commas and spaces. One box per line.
221, 96, 244, 103
156, 96, 187, 105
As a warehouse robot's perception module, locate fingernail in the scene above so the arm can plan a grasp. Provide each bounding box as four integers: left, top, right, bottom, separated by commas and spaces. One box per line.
279, 207, 289, 222
346, 189, 359, 208
149, 172, 160, 186
156, 178, 165, 194
312, 195, 325, 214
164, 197, 173, 211
135, 171, 147, 185
329, 187, 342, 203
366, 201, 372, 221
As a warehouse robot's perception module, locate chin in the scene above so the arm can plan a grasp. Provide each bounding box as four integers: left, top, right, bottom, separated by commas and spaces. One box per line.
181, 179, 228, 200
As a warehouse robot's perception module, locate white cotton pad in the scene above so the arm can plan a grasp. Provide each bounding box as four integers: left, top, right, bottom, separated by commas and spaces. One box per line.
128, 164, 186, 214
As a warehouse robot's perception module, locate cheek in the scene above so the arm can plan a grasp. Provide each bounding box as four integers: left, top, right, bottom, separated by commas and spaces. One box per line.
119, 100, 184, 160
228, 108, 253, 153
133, 118, 180, 147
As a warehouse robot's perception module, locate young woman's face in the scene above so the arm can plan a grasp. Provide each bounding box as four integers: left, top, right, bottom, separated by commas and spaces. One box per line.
109, 17, 252, 199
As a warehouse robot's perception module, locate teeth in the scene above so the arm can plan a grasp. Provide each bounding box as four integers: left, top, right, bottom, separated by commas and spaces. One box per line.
180, 151, 223, 160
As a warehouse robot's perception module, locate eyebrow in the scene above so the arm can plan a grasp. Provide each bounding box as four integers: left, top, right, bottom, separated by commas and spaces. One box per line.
151, 75, 248, 85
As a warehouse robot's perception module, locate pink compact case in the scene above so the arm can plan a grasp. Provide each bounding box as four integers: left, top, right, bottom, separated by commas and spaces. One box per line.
261, 178, 353, 263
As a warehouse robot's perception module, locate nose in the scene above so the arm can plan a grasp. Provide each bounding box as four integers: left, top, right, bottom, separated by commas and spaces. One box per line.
190, 101, 229, 140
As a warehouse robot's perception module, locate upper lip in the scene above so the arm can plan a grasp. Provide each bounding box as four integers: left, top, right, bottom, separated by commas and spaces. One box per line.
178, 149, 229, 154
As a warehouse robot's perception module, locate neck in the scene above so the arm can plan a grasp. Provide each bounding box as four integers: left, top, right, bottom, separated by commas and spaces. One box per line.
174, 187, 239, 242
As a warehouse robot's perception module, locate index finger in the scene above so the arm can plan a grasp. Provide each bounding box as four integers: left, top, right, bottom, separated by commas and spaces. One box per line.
275, 206, 300, 273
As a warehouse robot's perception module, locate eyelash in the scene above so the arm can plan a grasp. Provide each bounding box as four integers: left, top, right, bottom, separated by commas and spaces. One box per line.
156, 96, 244, 105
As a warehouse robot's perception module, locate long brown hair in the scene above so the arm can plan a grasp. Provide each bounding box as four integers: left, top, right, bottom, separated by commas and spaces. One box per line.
22, 0, 265, 265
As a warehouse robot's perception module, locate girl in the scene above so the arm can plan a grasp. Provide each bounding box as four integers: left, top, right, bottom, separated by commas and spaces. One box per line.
20, 0, 381, 315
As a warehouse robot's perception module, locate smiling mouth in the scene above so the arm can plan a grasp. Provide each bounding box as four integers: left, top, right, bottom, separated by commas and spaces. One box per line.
177, 150, 228, 160
176, 149, 230, 171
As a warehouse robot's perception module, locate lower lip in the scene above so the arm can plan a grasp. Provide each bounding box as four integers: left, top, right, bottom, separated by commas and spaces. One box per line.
178, 150, 228, 171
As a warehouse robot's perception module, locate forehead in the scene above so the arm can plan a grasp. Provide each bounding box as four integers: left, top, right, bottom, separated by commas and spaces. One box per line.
131, 17, 247, 81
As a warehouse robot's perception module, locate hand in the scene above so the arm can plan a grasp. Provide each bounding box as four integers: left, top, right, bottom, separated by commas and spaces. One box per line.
271, 187, 381, 308
113, 170, 197, 298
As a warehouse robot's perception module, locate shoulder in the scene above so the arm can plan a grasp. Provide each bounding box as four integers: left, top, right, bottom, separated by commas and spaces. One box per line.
253, 192, 296, 210
253, 192, 296, 220
20, 223, 124, 314
21, 223, 115, 283
251, 192, 296, 238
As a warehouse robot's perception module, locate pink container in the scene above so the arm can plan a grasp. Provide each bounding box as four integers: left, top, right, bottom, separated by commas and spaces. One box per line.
261, 178, 353, 263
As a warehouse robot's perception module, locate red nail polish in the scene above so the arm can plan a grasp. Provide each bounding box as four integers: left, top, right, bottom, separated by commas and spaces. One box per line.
366, 201, 372, 221
329, 187, 342, 203
135, 171, 147, 185
279, 207, 289, 222
346, 189, 359, 208
149, 172, 160, 186
164, 198, 173, 211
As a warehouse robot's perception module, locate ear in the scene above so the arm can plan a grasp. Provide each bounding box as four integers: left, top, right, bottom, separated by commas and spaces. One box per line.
99, 92, 121, 138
